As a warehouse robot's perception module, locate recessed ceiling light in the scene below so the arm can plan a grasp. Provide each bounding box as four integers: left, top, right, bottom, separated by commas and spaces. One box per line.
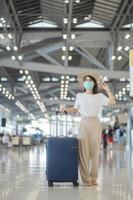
111, 56, 116, 60
63, 18, 68, 24
117, 46, 122, 51
11, 55, 16, 60
68, 55, 72, 60
117, 56, 122, 60
71, 34, 75, 39
63, 34, 67, 39
62, 46, 66, 51
62, 55, 66, 60
125, 34, 130, 39
69, 46, 74, 51
6, 46, 11, 51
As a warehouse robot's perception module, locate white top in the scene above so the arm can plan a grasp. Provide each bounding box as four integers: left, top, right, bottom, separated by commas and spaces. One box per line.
74, 93, 109, 117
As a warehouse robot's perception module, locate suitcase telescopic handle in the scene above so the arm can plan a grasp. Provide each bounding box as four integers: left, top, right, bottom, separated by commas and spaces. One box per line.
56, 111, 68, 137
56, 111, 67, 115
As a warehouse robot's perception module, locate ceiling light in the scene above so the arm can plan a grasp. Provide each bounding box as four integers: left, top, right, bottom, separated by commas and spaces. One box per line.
124, 46, 130, 51
65, 0, 69, 3
61, 75, 65, 79
30, 80, 33, 84
117, 56, 122, 60
68, 55, 72, 60
25, 80, 29, 84
75, 0, 80, 3
22, 75, 26, 80
63, 18, 68, 24
117, 46, 122, 51
11, 56, 16, 60
27, 84, 31, 88
125, 34, 130, 39
19, 70, 23, 74
73, 18, 78, 24
69, 46, 74, 51
25, 70, 29, 74
62, 46, 66, 51
66, 80, 69, 84
71, 34, 75, 39
0, 34, 4, 39
8, 34, 12, 39
103, 76, 109, 82
66, 75, 70, 79
14, 46, 18, 51
63, 34, 67, 39
18, 55, 23, 60
62, 55, 66, 60
6, 46, 11, 51
120, 78, 126, 82
27, 76, 31, 80
84, 15, 92, 21
111, 56, 116, 60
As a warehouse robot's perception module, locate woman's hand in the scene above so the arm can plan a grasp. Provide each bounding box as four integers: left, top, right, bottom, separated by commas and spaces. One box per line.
59, 104, 66, 113
101, 82, 116, 105
100, 82, 110, 93
59, 107, 66, 113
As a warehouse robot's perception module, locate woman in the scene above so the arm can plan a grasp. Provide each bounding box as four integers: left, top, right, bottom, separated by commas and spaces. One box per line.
60, 72, 116, 186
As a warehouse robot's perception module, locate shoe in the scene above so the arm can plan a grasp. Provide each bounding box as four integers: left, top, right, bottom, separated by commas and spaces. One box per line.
92, 181, 98, 186
84, 181, 93, 186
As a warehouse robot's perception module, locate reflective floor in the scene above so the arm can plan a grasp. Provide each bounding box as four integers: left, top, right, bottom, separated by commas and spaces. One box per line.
0, 144, 133, 200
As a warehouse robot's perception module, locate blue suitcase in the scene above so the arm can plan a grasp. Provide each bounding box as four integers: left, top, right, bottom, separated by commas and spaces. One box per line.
46, 111, 79, 187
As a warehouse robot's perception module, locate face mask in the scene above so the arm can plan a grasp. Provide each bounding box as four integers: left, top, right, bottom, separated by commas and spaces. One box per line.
83, 81, 94, 90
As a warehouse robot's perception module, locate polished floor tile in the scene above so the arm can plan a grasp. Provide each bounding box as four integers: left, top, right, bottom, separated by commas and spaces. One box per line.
0, 144, 132, 200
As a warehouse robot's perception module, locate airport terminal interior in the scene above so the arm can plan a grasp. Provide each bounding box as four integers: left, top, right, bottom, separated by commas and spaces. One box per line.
0, 0, 133, 199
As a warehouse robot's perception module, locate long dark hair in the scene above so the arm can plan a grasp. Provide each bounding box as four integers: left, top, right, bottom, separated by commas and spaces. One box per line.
83, 75, 98, 94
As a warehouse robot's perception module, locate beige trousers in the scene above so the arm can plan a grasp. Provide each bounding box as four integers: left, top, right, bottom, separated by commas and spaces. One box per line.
78, 117, 102, 183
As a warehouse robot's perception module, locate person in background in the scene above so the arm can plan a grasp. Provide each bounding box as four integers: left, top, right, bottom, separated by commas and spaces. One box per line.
2, 134, 9, 146
107, 125, 113, 148
102, 129, 108, 149
60, 72, 116, 186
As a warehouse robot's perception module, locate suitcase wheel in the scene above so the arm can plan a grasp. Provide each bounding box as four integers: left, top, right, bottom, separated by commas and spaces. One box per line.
73, 181, 79, 187
48, 181, 53, 187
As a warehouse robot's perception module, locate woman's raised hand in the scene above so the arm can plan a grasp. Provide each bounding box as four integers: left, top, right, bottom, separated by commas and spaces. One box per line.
100, 82, 110, 93
59, 104, 66, 113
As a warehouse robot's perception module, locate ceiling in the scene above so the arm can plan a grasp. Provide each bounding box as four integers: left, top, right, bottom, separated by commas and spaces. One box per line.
0, 0, 133, 120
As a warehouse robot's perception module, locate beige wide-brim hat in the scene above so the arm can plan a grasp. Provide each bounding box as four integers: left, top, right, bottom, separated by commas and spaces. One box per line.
77, 72, 103, 86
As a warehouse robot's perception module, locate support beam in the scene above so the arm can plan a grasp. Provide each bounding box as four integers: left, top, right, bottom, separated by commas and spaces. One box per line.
74, 46, 107, 70
111, 0, 129, 30
0, 67, 15, 85
108, 45, 114, 71
37, 50, 62, 66
0, 59, 129, 79
118, 1, 133, 28
64, 0, 74, 67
